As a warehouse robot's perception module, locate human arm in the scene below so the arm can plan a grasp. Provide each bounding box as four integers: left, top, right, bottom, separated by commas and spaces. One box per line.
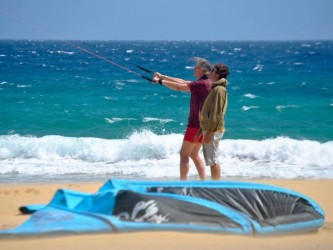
203, 131, 213, 144
194, 128, 213, 144
152, 75, 190, 92
193, 128, 203, 143
154, 72, 188, 84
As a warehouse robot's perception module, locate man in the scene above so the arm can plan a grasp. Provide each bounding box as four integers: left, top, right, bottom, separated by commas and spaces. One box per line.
194, 63, 229, 180
153, 58, 211, 180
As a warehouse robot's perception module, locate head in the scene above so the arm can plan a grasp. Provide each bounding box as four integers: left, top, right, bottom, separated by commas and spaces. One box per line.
193, 57, 211, 79
210, 63, 229, 81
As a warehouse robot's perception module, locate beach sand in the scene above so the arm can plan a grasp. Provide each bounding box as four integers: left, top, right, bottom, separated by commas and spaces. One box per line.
0, 179, 332, 250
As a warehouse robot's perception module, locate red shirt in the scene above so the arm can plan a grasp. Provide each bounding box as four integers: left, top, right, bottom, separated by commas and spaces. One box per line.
187, 76, 211, 128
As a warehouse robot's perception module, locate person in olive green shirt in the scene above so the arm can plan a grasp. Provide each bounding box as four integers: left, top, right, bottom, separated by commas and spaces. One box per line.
194, 63, 229, 180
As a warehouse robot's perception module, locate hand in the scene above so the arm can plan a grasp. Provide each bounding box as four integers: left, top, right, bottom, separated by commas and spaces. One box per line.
204, 132, 212, 144
152, 76, 160, 84
194, 129, 202, 143
154, 72, 163, 78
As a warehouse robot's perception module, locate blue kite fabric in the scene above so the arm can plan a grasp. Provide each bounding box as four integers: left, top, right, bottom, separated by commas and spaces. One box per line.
0, 179, 325, 237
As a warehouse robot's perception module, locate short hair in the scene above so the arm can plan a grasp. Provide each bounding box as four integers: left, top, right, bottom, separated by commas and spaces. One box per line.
193, 57, 211, 76
213, 63, 229, 79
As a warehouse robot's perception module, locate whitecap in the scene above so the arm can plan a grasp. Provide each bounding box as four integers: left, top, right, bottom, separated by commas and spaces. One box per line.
105, 118, 123, 124
244, 94, 257, 99
242, 106, 259, 111
57, 51, 75, 55
253, 64, 264, 71
126, 79, 139, 83
276, 105, 298, 111
105, 118, 136, 124
115, 81, 125, 86
17, 84, 31, 88
143, 117, 175, 123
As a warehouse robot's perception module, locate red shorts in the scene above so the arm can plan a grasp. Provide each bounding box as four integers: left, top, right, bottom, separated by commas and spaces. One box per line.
183, 127, 203, 143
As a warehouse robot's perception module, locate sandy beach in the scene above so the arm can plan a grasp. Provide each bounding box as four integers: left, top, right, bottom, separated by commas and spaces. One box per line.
0, 179, 332, 250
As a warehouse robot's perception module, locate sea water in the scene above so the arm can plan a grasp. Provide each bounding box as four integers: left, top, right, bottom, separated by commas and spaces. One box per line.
0, 40, 332, 183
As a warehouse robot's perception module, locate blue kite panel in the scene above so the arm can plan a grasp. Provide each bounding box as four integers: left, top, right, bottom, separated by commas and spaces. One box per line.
0, 179, 325, 237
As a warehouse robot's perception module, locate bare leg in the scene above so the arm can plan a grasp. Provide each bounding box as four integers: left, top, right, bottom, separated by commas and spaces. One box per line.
190, 143, 206, 180
210, 163, 221, 180
180, 140, 206, 180
179, 141, 194, 180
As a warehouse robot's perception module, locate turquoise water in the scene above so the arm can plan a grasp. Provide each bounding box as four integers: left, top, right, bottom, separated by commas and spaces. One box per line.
0, 40, 332, 182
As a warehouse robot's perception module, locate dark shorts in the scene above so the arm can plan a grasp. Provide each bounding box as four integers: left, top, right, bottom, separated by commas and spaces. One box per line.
183, 127, 203, 143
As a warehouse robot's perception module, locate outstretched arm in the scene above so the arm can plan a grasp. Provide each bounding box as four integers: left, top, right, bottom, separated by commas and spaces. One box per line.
153, 73, 191, 92
155, 72, 188, 84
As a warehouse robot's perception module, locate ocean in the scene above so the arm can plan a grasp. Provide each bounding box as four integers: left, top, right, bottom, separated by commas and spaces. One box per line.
0, 40, 332, 183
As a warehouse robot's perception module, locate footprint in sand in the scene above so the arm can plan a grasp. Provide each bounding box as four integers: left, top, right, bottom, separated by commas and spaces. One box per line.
24, 188, 39, 195
0, 190, 20, 195
68, 184, 80, 187
323, 222, 333, 231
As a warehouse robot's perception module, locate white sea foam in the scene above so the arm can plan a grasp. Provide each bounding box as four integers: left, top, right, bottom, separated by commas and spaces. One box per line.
0, 133, 332, 181
143, 117, 175, 123
58, 51, 75, 55
105, 118, 136, 124
16, 84, 31, 88
244, 94, 257, 99
242, 106, 259, 111
253, 63, 264, 71
276, 105, 299, 111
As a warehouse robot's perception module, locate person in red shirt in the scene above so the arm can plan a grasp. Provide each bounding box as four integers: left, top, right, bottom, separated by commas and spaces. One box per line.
153, 58, 211, 180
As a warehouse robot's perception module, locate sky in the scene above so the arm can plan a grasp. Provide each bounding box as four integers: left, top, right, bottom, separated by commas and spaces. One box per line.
0, 0, 332, 41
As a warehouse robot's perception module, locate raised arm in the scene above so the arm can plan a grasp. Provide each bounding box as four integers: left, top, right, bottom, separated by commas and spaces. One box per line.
153, 72, 191, 92
154, 72, 187, 84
